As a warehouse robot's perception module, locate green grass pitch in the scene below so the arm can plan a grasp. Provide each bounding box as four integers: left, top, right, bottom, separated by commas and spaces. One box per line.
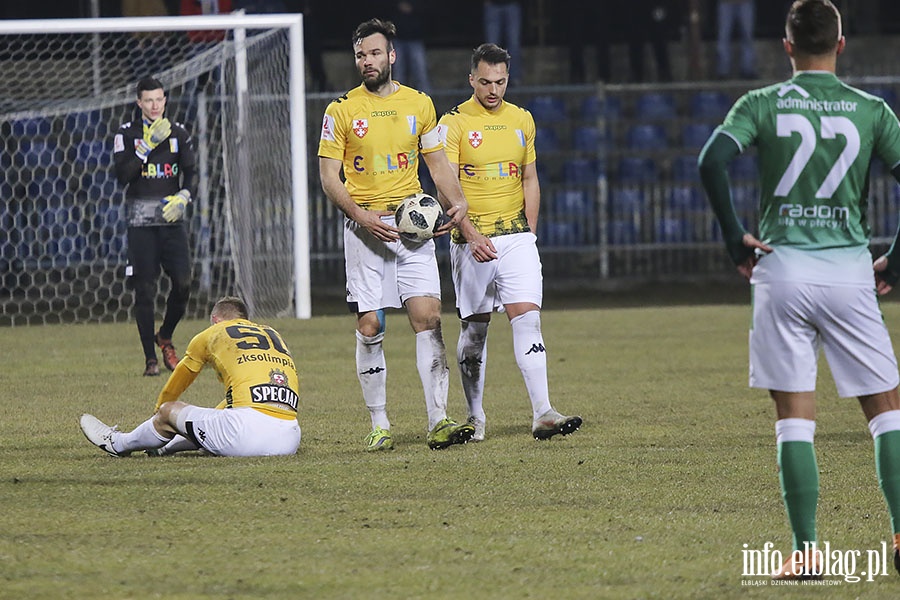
3, 300, 900, 598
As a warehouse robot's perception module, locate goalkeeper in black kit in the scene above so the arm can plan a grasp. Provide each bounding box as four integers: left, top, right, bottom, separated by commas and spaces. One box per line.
113, 77, 197, 376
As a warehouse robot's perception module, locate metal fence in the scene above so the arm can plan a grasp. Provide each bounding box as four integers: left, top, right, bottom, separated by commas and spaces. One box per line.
304, 77, 900, 291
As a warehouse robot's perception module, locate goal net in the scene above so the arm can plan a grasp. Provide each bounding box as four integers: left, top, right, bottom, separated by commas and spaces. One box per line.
0, 14, 310, 326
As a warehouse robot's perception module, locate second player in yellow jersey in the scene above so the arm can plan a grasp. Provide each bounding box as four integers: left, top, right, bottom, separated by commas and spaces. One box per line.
440, 43, 582, 443
439, 93, 535, 242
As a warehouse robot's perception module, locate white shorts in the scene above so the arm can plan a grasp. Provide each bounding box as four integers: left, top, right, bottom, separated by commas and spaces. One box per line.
344, 216, 441, 312
451, 232, 542, 319
176, 406, 301, 457
749, 282, 899, 397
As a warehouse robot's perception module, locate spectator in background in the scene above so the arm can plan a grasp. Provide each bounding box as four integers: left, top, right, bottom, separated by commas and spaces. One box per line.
564, 0, 611, 83
716, 0, 757, 79
483, 1, 522, 85
622, 0, 675, 82
385, 0, 431, 94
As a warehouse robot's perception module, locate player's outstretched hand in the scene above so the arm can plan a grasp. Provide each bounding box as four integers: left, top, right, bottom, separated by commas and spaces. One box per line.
161, 189, 191, 222
735, 233, 772, 281
358, 209, 399, 242
874, 255, 900, 295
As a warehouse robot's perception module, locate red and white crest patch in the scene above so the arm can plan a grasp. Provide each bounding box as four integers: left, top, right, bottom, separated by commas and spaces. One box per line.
468, 131, 483, 148
353, 119, 369, 138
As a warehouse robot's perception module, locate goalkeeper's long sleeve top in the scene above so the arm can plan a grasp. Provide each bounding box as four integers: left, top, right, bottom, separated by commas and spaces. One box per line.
112, 117, 197, 226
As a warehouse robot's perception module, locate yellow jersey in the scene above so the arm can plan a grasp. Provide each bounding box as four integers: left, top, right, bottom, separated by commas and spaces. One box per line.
318, 82, 442, 211
438, 96, 536, 242
179, 318, 300, 420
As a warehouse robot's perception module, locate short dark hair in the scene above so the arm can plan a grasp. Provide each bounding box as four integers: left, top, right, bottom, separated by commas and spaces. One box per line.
352, 18, 396, 49
471, 43, 510, 72
213, 296, 249, 320
135, 76, 165, 98
786, 0, 841, 56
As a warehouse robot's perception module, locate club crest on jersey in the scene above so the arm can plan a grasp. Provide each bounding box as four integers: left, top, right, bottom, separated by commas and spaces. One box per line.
468, 131, 483, 148
269, 368, 288, 386
353, 119, 369, 138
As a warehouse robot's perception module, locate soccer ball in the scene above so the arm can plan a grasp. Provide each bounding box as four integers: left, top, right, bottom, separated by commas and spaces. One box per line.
395, 193, 446, 242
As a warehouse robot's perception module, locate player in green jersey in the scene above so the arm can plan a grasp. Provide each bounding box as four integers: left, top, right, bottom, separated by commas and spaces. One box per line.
699, 0, 900, 580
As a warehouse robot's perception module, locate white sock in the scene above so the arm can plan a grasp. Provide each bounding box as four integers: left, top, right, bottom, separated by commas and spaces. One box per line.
356, 331, 390, 430
868, 410, 900, 438
417, 327, 449, 430
116, 416, 169, 453
510, 310, 552, 419
775, 418, 816, 444
457, 320, 489, 422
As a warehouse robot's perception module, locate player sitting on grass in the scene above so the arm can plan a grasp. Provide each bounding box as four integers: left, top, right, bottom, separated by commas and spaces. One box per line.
79, 296, 301, 457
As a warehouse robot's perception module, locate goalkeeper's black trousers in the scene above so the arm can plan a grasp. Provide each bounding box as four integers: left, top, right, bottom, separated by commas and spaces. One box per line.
127, 224, 192, 362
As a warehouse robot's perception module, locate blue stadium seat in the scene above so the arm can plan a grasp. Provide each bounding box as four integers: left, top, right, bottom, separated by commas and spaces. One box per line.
17, 140, 61, 169
635, 92, 676, 120
617, 157, 657, 183
866, 87, 898, 108
666, 185, 705, 211
580, 95, 622, 120
672, 155, 700, 182
562, 158, 600, 184
608, 219, 639, 244
610, 187, 647, 214
553, 189, 593, 216
681, 123, 716, 150
526, 95, 567, 122
689, 91, 732, 120
75, 140, 112, 167
731, 184, 758, 211
539, 221, 579, 246
64, 110, 105, 132
11, 117, 53, 137
573, 126, 605, 153
535, 127, 560, 153
656, 217, 692, 242
626, 124, 668, 150
729, 154, 757, 180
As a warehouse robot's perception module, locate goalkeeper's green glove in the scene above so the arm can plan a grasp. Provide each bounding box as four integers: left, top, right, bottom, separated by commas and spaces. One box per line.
161, 189, 191, 222
135, 118, 172, 161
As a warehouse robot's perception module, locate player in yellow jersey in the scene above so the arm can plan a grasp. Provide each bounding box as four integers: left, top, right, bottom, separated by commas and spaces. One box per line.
79, 296, 301, 457
318, 18, 474, 451
438, 43, 582, 442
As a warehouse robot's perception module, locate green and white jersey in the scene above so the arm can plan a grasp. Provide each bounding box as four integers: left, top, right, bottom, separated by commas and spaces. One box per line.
718, 71, 900, 285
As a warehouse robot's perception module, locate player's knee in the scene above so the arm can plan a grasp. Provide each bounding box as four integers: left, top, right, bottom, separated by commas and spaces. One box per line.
357, 310, 385, 337
171, 278, 191, 301
133, 280, 156, 304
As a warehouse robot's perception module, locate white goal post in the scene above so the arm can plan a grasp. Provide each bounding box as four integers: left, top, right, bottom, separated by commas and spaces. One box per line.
0, 13, 310, 325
